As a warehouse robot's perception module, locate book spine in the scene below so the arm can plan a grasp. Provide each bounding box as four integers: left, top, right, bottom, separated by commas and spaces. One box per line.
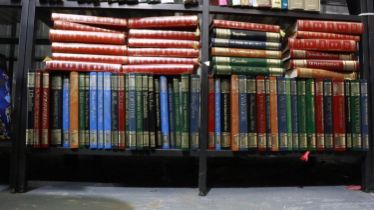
271, 0, 282, 9
350, 80, 362, 150
211, 47, 282, 59
295, 31, 360, 41
62, 75, 70, 148
89, 72, 98, 149
52, 53, 126, 65
41, 72, 50, 148
128, 74, 137, 150
128, 15, 198, 28
50, 75, 62, 146
288, 39, 357, 52
148, 76, 156, 149
45, 60, 122, 72
221, 79, 231, 149
97, 72, 104, 149
128, 29, 199, 40
128, 57, 199, 65
160, 76, 170, 149
285, 79, 292, 151
53, 20, 116, 33
168, 81, 175, 148
289, 50, 356, 60
332, 80, 346, 152
52, 43, 127, 56
345, 81, 352, 150
128, 38, 200, 49
315, 79, 325, 151
360, 80, 369, 151
289, 60, 359, 72
135, 75, 143, 149
33, 72, 42, 148
305, 79, 316, 151
51, 12, 127, 28
277, 77, 287, 151
269, 77, 279, 152
297, 20, 363, 35
208, 76, 215, 150
213, 28, 280, 43
288, 68, 357, 80
265, 77, 271, 150
78, 73, 86, 148
323, 80, 334, 151
256, 76, 266, 151
26, 72, 35, 146
190, 75, 201, 150
214, 65, 284, 76
231, 75, 239, 151
142, 75, 150, 149
215, 78, 222, 151
212, 19, 280, 32
297, 79, 307, 151
127, 48, 199, 58
111, 75, 119, 149
181, 75, 190, 150
70, 72, 79, 149
238, 75, 248, 151
212, 57, 282, 68
219, 0, 228, 6
211, 38, 281, 50
155, 78, 162, 148
84, 74, 90, 148
247, 77, 257, 150
173, 78, 181, 149
122, 64, 195, 75
290, 79, 298, 151
49, 29, 126, 45
281, 0, 288, 9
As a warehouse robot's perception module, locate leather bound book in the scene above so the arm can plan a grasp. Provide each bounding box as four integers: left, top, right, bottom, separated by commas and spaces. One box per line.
51, 43, 127, 56
296, 20, 363, 35
49, 29, 126, 45
128, 15, 198, 29
51, 13, 127, 28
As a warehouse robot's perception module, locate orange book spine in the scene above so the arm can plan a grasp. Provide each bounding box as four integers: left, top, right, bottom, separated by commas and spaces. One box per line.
51, 13, 127, 28
49, 30, 126, 45
211, 47, 282, 59
69, 72, 79, 149
51, 43, 127, 56
269, 77, 279, 152
53, 20, 117, 33
230, 75, 239, 151
290, 68, 357, 80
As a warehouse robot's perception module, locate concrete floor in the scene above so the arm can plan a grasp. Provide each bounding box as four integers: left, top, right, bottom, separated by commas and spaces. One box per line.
1, 182, 374, 210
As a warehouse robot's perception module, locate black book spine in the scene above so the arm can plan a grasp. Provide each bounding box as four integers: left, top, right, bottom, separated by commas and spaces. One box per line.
155, 77, 162, 148
168, 79, 175, 148
143, 75, 150, 149
345, 81, 352, 150
221, 78, 230, 149
247, 77, 257, 150
50, 74, 62, 146
148, 75, 156, 149
84, 73, 90, 148
112, 74, 119, 150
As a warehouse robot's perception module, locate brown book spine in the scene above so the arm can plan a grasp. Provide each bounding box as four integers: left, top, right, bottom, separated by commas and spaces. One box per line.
41, 72, 50, 148
51, 13, 127, 28
121, 64, 195, 75
289, 60, 359, 71
53, 20, 117, 33
231, 75, 239, 151
211, 47, 282, 59
118, 75, 126, 150
51, 43, 127, 56
127, 57, 199, 65
288, 38, 357, 52
52, 53, 126, 64
128, 29, 200, 40
127, 48, 199, 58
33, 72, 42, 148
269, 76, 279, 152
213, 19, 280, 33
332, 80, 346, 151
49, 30, 126, 45
289, 49, 356, 60
45, 60, 122, 72
70, 72, 79, 149
294, 31, 360, 41
128, 15, 198, 28
256, 76, 267, 151
297, 20, 364, 35
287, 68, 357, 80
128, 38, 200, 49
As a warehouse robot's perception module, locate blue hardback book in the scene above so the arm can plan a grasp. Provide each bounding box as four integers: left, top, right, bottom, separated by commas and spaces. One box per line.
360, 80, 368, 151
160, 76, 170, 149
323, 80, 333, 151
128, 74, 137, 150
238, 75, 248, 151
89, 72, 98, 149
215, 78, 222, 151
97, 72, 104, 149
62, 76, 70, 148
277, 77, 287, 151
290, 79, 298, 151
190, 75, 201, 150
103, 72, 112, 149
282, 0, 288, 10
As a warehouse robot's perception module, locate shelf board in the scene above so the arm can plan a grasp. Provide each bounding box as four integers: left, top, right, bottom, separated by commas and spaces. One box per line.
36, 2, 202, 12
29, 148, 200, 157
210, 6, 361, 22
206, 150, 366, 158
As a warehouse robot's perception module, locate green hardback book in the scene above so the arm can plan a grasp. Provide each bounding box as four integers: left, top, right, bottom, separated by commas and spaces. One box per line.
305, 79, 316, 151
285, 79, 293, 151
181, 75, 190, 150
345, 81, 352, 150
290, 79, 299, 151
135, 75, 143, 149
213, 65, 285, 76
297, 79, 307, 151
350, 80, 362, 150
212, 57, 282, 68
173, 78, 182, 149
148, 76, 156, 149
142, 75, 149, 148
78, 73, 87, 148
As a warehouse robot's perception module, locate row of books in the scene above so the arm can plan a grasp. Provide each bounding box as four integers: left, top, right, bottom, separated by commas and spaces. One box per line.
66, 0, 198, 5
212, 0, 320, 12
27, 71, 201, 150
208, 76, 368, 152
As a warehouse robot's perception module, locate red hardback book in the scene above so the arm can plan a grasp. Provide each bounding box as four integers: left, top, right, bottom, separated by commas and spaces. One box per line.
128, 38, 200, 49
287, 49, 356, 60
45, 60, 122, 72
332, 80, 346, 151
212, 19, 280, 33
49, 30, 126, 45
208, 75, 215, 150
256, 76, 267, 151
127, 57, 199, 65
315, 79, 325, 151
41, 72, 50, 148
296, 20, 364, 35
121, 64, 195, 75
128, 15, 198, 29
231, 75, 239, 151
293, 31, 360, 41
288, 59, 359, 71
51, 43, 127, 55
127, 48, 199, 58
128, 29, 200, 40
52, 53, 126, 64
118, 75, 126, 150
53, 20, 116, 33
33, 71, 42, 148
51, 13, 127, 28
288, 38, 357, 52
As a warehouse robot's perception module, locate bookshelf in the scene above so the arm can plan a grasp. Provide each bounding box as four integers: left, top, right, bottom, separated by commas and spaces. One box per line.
7, 0, 374, 196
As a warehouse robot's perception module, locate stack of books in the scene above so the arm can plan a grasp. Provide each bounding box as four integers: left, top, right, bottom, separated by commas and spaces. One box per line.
284, 20, 363, 80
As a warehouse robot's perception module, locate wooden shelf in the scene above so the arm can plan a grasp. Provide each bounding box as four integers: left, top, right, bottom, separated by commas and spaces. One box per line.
206, 150, 366, 158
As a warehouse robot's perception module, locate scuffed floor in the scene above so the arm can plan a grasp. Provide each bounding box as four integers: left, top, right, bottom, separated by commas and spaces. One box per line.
1, 182, 374, 210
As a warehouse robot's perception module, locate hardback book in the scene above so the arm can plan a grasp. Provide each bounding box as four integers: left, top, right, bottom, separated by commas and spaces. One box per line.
288, 0, 303, 10
215, 78, 222, 150
45, 60, 122, 72
181, 75, 190, 150
128, 38, 200, 49
154, 78, 162, 147
41, 72, 50, 148
212, 19, 280, 33
208, 76, 215, 150
211, 47, 282, 59
241, 0, 250, 6
285, 68, 357, 80
221, 79, 231, 149
128, 29, 200, 40
360, 80, 369, 150
127, 57, 199, 65
128, 15, 199, 29
33, 72, 42, 148
212, 28, 280, 43
26, 72, 35, 146
190, 75, 201, 150
345, 81, 352, 150
51, 13, 127, 28
323, 80, 334, 151
219, 0, 228, 6
127, 48, 199, 58
173, 78, 181, 149
304, 0, 320, 11
285, 79, 292, 150
277, 77, 287, 151
295, 20, 364, 35
287, 38, 357, 52
290, 79, 299, 151
315, 79, 325, 151
269, 77, 279, 152
97, 72, 104, 149
213, 65, 285, 76
89, 72, 98, 149
232, 0, 241, 6
125, 75, 129, 148
111, 75, 119, 149
271, 0, 282, 9
297, 79, 307, 151
281, 0, 288, 9
350, 80, 362, 150
332, 80, 346, 151
247, 77, 257, 150
128, 74, 137, 150
253, 0, 272, 7
53, 20, 116, 33
49, 30, 126, 45
305, 79, 316, 151
135, 75, 144, 149
160, 76, 170, 149
284, 49, 356, 60
51, 43, 127, 56
238, 75, 248, 151
148, 76, 157, 149
265, 77, 271, 150
231, 75, 240, 151
256, 76, 267, 151
62, 76, 70, 148
143, 75, 150, 148
286, 60, 359, 72
291, 31, 360, 41
52, 53, 125, 65
212, 57, 282, 68
211, 38, 281, 50
122, 64, 195, 75
78, 73, 87, 148
69, 72, 79, 149
84, 74, 90, 148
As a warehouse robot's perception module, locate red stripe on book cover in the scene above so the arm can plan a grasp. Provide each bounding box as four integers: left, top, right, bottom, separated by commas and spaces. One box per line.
51, 43, 127, 55
295, 31, 360, 41
128, 38, 200, 49
128, 29, 199, 40
212, 19, 280, 33
49, 30, 126, 45
33, 72, 42, 148
288, 38, 357, 52
53, 20, 117, 33
41, 72, 50, 148
121, 65, 195, 75
51, 13, 127, 28
332, 80, 346, 151
45, 60, 122, 72
315, 79, 324, 151
128, 15, 198, 28
208, 76, 215, 150
127, 57, 199, 65
52, 53, 126, 64
127, 48, 199, 58
297, 20, 364, 35
256, 76, 267, 151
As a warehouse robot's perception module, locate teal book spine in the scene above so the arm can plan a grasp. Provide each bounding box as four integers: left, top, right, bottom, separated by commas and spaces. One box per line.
103, 72, 112, 149
128, 74, 137, 150
306, 79, 316, 151
89, 72, 97, 149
